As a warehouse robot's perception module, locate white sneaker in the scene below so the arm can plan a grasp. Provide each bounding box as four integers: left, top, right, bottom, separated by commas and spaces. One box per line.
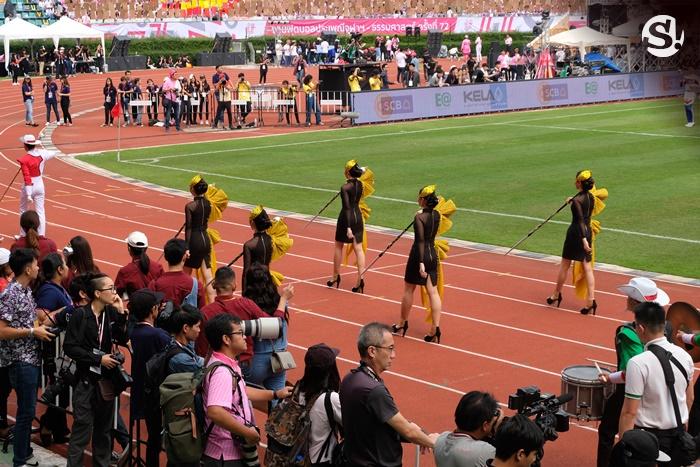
686, 122, 695, 127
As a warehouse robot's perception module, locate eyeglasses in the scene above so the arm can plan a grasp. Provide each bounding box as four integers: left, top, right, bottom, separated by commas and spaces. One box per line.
227, 331, 245, 337
98, 285, 116, 292
372, 345, 396, 352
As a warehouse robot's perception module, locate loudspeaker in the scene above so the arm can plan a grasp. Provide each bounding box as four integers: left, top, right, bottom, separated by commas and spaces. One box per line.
212, 32, 232, 53
488, 41, 500, 68
405, 26, 413, 37
414, 26, 421, 37
109, 36, 131, 58
321, 31, 337, 44
426, 30, 443, 57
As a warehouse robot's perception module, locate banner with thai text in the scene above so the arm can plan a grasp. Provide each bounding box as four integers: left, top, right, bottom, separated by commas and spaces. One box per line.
91, 20, 267, 39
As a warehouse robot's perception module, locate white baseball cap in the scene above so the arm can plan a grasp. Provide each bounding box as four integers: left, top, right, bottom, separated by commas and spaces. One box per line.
618, 277, 670, 306
20, 134, 40, 146
0, 248, 10, 265
125, 231, 148, 248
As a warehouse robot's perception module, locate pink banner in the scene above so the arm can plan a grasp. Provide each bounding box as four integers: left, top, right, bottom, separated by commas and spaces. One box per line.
264, 18, 458, 37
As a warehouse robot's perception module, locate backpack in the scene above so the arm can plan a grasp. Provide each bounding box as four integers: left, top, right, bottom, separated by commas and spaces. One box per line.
182, 277, 198, 307
264, 385, 322, 467
143, 344, 183, 417
317, 392, 347, 467
159, 362, 239, 464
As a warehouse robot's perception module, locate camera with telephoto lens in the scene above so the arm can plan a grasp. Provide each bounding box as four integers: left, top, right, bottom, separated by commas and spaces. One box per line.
507, 386, 571, 467
241, 317, 282, 340
42, 356, 77, 403
108, 351, 133, 393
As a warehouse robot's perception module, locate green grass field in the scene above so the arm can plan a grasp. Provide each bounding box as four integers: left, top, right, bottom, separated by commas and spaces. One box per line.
79, 97, 700, 278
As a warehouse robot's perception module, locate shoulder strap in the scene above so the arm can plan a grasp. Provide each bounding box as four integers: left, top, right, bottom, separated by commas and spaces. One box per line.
648, 344, 689, 431
316, 391, 337, 463
76, 307, 89, 344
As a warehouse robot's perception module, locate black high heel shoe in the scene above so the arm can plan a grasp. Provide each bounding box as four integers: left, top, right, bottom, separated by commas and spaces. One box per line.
424, 327, 441, 344
546, 292, 563, 308
352, 279, 365, 293
326, 275, 341, 289
391, 321, 409, 337
580, 299, 598, 315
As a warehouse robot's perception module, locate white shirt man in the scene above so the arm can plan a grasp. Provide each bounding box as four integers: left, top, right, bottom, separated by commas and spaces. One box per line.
395, 50, 407, 69
320, 40, 329, 54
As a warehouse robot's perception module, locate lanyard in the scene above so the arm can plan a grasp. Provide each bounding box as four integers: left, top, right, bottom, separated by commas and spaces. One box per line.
94, 310, 105, 348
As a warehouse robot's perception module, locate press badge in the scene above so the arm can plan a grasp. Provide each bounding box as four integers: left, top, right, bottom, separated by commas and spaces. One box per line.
408, 80, 413, 87
48, 92, 53, 99
90, 348, 102, 375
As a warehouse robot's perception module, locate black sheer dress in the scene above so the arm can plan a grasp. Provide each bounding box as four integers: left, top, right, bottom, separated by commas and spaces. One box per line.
562, 191, 593, 262
335, 179, 363, 244
242, 231, 273, 291
184, 196, 212, 269
404, 208, 440, 286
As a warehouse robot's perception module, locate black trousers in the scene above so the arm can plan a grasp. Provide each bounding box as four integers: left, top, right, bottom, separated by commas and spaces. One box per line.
104, 103, 114, 125
238, 101, 251, 122
214, 101, 232, 128
597, 383, 624, 467
0, 366, 10, 427
60, 99, 72, 124
687, 376, 700, 436
199, 96, 210, 121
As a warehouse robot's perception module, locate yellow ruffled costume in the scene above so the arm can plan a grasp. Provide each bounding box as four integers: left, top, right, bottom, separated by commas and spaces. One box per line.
572, 183, 608, 300
420, 195, 457, 323
250, 206, 294, 287
190, 175, 228, 302
343, 166, 375, 265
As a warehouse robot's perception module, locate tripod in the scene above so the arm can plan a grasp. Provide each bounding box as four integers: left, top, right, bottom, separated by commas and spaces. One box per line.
126, 415, 147, 467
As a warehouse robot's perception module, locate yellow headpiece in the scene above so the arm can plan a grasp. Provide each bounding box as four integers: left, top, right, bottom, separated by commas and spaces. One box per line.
419, 185, 437, 198
576, 170, 592, 182
249, 205, 264, 221
345, 159, 358, 172
189, 174, 203, 188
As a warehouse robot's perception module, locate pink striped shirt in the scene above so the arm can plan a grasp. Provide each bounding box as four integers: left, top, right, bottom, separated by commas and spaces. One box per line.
203, 352, 255, 461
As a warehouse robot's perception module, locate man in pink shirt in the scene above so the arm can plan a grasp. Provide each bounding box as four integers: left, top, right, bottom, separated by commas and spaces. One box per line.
201, 314, 291, 466
460, 35, 471, 59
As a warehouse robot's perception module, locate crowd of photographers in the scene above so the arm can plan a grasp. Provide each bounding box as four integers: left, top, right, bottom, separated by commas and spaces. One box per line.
0, 214, 697, 467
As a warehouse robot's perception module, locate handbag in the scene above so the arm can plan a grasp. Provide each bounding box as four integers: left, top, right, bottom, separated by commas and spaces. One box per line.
648, 344, 697, 465
96, 378, 116, 402
270, 336, 296, 374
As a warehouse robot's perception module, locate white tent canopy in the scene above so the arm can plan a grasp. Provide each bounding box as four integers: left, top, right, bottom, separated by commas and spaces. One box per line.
43, 16, 105, 56
0, 17, 50, 70
548, 26, 631, 69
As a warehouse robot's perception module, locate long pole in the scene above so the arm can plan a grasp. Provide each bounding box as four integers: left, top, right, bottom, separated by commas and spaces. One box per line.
361, 219, 415, 276
0, 168, 21, 205
504, 196, 574, 256
156, 222, 186, 263
303, 191, 341, 229
206, 251, 244, 287
117, 112, 121, 162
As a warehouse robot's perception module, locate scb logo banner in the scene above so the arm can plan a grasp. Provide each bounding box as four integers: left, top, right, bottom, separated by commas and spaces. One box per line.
642, 15, 684, 58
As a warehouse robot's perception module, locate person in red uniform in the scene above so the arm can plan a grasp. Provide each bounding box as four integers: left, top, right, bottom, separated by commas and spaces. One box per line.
195, 267, 286, 379
148, 238, 205, 308
17, 134, 57, 236
10, 210, 57, 263
114, 231, 164, 299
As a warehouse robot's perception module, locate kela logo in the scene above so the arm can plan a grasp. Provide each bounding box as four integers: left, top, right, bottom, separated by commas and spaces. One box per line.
435, 92, 452, 107
375, 94, 414, 117
642, 15, 684, 58
609, 75, 644, 97
463, 84, 507, 109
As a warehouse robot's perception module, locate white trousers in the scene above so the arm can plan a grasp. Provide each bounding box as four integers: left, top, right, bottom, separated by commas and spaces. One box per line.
19, 177, 46, 236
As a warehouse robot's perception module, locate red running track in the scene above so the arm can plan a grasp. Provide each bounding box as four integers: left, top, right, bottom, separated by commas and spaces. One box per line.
0, 65, 699, 467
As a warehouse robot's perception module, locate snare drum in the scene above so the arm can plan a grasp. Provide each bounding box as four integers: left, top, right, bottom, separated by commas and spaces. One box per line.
561, 365, 612, 421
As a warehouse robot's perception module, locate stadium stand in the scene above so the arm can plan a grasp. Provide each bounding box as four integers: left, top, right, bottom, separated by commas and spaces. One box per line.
0, 0, 56, 26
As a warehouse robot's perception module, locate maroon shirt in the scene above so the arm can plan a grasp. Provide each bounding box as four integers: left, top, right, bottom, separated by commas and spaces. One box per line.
148, 271, 205, 308
11, 236, 58, 263
115, 258, 164, 297
196, 294, 284, 362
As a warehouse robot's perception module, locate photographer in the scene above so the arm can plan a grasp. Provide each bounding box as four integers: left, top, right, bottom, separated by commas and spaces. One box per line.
235, 73, 253, 128
434, 391, 500, 467
63, 273, 129, 467
161, 67, 182, 132
0, 248, 55, 467
489, 414, 544, 467
213, 77, 233, 130
403, 63, 420, 88
348, 67, 365, 93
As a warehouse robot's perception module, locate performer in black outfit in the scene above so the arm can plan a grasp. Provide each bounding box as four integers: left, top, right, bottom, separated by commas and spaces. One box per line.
243, 207, 273, 292
393, 185, 443, 343
327, 161, 366, 293
184, 176, 213, 296
547, 170, 597, 314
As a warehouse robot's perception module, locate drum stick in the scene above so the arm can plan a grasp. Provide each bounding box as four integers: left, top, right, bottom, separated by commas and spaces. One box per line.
593, 361, 603, 375
586, 357, 615, 367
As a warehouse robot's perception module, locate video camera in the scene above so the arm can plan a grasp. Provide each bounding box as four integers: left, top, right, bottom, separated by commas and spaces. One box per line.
508, 386, 571, 442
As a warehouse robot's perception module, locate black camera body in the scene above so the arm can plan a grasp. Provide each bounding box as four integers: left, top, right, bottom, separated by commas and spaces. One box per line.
42, 356, 77, 403
508, 386, 570, 442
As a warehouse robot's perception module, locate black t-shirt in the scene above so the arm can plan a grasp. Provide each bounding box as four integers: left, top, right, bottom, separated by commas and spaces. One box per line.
340, 365, 401, 466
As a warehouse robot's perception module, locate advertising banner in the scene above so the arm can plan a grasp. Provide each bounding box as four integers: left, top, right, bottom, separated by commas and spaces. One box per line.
351, 71, 682, 124
91, 20, 267, 39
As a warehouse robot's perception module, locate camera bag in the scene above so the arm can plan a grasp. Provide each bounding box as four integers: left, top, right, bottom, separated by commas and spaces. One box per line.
648, 344, 697, 465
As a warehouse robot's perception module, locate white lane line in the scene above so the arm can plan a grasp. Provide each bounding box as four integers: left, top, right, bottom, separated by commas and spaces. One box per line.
120, 158, 700, 245
499, 121, 700, 140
